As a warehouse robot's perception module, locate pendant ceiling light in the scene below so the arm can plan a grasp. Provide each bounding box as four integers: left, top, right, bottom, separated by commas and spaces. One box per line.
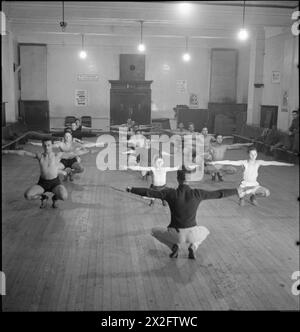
59, 1, 67, 32
79, 34, 87, 59
237, 1, 249, 41
137, 20, 146, 52
182, 36, 191, 62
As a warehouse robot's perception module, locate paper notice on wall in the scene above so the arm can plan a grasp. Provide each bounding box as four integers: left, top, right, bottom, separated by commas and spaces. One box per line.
271, 71, 280, 84
75, 90, 88, 106
189, 93, 199, 108
77, 74, 99, 81
176, 80, 187, 93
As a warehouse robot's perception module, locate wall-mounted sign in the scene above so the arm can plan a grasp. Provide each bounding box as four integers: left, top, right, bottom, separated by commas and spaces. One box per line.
189, 93, 199, 108
163, 64, 170, 71
272, 71, 280, 83
176, 80, 187, 93
77, 74, 99, 81
75, 90, 88, 106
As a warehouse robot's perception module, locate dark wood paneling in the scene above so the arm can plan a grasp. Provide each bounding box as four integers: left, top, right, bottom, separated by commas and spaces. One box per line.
19, 100, 50, 132
109, 80, 152, 126
260, 105, 278, 129
174, 107, 209, 132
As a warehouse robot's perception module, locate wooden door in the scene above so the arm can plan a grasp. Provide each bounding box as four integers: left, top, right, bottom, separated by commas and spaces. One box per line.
19, 44, 47, 101
20, 100, 50, 132
210, 49, 238, 103
260, 105, 278, 128
129, 92, 150, 125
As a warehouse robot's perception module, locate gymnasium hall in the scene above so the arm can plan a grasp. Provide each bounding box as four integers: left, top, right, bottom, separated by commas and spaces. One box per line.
1, 1, 299, 311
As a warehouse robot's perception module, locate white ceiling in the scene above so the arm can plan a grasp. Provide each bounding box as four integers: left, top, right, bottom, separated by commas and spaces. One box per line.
187, 1, 299, 8
2, 1, 298, 40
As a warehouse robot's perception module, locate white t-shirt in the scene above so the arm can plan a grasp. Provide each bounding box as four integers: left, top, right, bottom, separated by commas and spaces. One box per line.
240, 160, 260, 187
151, 168, 168, 186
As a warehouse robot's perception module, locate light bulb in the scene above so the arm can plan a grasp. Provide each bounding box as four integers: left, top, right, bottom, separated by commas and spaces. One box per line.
182, 53, 191, 62
138, 43, 146, 52
238, 28, 249, 41
79, 50, 87, 59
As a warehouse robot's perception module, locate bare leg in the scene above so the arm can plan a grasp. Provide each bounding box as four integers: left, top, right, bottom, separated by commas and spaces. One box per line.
64, 162, 84, 181
57, 162, 69, 181
58, 162, 65, 171
72, 162, 84, 178
253, 186, 270, 197
24, 185, 45, 200
51, 184, 68, 208
205, 165, 217, 180
250, 186, 270, 206
24, 185, 48, 208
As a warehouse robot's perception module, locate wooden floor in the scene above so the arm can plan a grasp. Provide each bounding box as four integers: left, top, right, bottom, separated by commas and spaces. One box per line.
2, 142, 300, 311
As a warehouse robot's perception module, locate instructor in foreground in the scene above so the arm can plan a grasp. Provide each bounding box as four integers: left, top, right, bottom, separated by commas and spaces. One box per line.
126, 169, 242, 259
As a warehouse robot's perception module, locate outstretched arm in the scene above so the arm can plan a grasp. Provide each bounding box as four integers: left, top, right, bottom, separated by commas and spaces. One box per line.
28, 141, 42, 147
73, 149, 92, 156
2, 149, 38, 159
195, 188, 239, 200
258, 160, 294, 167
164, 166, 180, 172
28, 141, 61, 148
127, 187, 167, 200
81, 141, 104, 148
209, 160, 245, 166
126, 165, 152, 171
227, 143, 252, 150
184, 163, 204, 170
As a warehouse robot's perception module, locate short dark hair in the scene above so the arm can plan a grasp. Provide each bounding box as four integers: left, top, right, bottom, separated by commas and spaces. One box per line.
177, 169, 187, 182
41, 137, 53, 144
215, 133, 222, 139
248, 145, 257, 153
292, 109, 298, 114
64, 127, 73, 134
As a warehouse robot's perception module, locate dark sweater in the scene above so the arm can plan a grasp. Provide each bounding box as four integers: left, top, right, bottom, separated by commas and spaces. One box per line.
72, 128, 82, 139
130, 184, 237, 229
289, 116, 299, 134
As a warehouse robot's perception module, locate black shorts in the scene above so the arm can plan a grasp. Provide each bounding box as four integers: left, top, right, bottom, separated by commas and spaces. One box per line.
38, 176, 61, 193
60, 158, 77, 169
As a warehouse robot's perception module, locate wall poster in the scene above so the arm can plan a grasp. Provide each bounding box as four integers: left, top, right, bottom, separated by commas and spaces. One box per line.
75, 90, 88, 106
